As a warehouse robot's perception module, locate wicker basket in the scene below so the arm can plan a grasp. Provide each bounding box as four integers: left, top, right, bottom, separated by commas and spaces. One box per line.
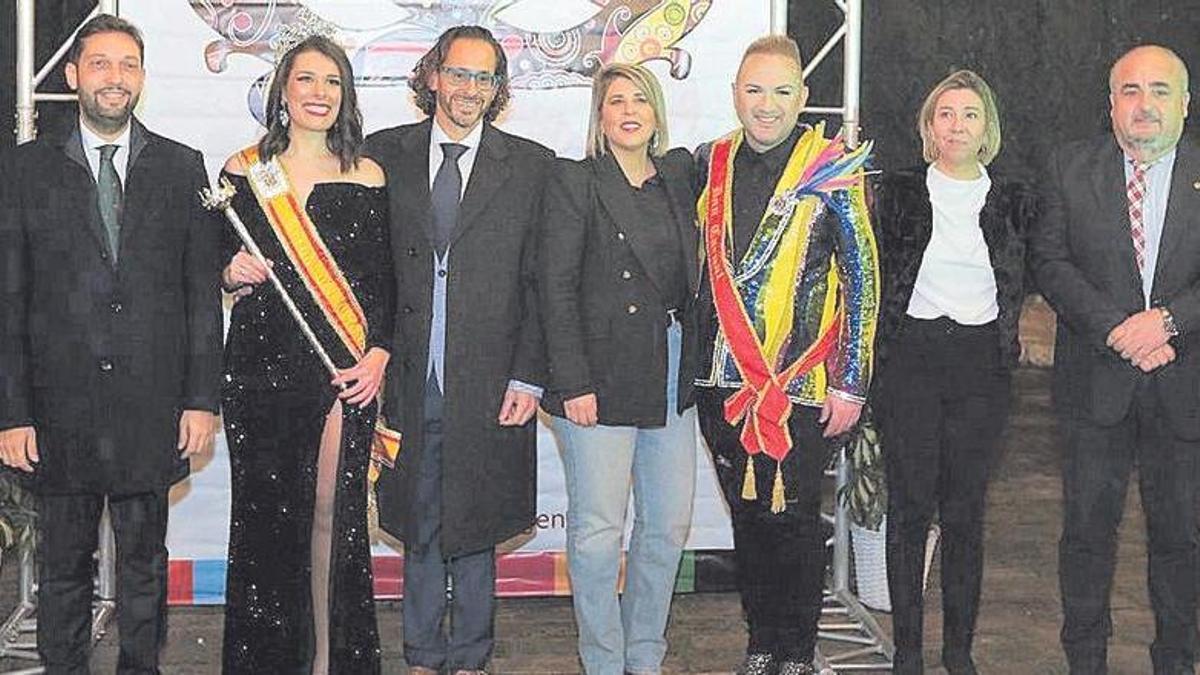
851, 519, 941, 612
851, 516, 891, 611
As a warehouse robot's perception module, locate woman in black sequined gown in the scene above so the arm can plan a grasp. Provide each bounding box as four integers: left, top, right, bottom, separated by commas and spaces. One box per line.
218, 36, 392, 675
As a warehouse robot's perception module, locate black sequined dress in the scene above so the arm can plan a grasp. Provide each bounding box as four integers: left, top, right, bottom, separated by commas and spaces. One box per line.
219, 172, 392, 674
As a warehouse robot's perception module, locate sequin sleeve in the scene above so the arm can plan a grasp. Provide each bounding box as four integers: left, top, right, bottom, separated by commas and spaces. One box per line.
825, 170, 880, 402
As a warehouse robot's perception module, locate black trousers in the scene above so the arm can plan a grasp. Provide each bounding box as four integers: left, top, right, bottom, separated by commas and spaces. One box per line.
697, 387, 834, 663
1058, 382, 1197, 674
37, 490, 169, 675
874, 317, 1011, 674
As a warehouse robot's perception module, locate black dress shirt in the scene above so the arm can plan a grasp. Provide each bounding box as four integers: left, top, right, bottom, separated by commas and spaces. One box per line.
731, 126, 804, 262
628, 173, 688, 311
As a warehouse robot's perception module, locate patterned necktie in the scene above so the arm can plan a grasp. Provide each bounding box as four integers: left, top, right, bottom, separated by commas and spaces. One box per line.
97, 144, 124, 263
1126, 161, 1147, 274
431, 143, 467, 256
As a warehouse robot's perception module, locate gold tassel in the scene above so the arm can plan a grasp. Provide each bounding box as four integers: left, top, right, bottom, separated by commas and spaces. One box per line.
741, 457, 758, 501
770, 462, 787, 513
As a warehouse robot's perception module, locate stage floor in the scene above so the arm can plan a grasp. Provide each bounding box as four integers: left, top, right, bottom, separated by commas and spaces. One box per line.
0, 368, 1167, 673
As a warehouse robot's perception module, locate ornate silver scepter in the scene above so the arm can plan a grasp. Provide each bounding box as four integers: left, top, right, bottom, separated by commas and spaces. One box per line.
199, 177, 342, 380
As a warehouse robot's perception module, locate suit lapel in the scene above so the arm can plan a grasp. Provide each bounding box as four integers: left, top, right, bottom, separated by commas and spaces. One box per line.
1091, 142, 1143, 294
594, 154, 668, 298
58, 124, 112, 261
658, 154, 701, 296
1152, 137, 1200, 294
116, 120, 154, 267
451, 123, 509, 249
399, 120, 434, 246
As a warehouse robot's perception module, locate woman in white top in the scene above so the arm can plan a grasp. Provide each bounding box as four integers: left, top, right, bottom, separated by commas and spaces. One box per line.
872, 69, 1037, 675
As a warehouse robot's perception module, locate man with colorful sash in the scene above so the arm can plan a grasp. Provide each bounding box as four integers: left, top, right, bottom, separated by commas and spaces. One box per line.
693, 35, 878, 675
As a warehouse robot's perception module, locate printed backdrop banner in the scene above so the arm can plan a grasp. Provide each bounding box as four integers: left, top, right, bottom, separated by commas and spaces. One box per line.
120, 0, 773, 603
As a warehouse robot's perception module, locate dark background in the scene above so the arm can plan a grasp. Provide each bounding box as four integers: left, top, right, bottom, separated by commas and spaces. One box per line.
793, 0, 1199, 177
1, 0, 1198, 177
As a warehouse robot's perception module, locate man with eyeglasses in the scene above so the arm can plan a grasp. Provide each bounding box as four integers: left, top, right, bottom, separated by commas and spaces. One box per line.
366, 25, 553, 675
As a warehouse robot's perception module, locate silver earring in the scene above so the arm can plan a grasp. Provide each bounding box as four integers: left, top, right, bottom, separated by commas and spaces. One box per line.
279, 104, 290, 127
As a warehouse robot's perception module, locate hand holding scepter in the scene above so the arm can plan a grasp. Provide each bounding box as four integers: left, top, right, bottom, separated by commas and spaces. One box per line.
199, 177, 343, 383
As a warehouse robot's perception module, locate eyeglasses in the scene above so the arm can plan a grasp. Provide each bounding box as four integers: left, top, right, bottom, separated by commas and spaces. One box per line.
439, 66, 501, 91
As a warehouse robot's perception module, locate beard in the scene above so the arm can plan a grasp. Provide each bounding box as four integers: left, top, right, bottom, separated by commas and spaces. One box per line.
78, 87, 139, 135
436, 89, 489, 131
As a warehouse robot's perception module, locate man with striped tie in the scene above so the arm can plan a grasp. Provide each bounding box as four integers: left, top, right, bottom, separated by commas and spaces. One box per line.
1032, 45, 1196, 674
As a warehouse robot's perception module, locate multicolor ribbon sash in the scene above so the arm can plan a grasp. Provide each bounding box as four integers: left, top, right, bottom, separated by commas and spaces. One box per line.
702, 126, 871, 512
239, 146, 401, 483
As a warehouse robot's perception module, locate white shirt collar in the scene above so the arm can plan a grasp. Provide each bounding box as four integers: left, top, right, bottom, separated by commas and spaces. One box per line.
78, 116, 131, 154
431, 117, 483, 152
1124, 146, 1177, 171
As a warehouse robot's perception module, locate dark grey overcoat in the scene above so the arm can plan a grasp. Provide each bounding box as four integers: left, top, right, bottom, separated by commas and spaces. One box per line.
366, 119, 552, 556
0, 119, 223, 494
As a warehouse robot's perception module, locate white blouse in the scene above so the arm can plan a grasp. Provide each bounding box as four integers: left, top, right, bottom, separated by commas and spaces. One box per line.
905, 163, 999, 325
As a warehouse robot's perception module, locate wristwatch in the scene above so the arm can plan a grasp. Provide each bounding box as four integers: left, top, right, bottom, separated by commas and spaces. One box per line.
1160, 306, 1181, 338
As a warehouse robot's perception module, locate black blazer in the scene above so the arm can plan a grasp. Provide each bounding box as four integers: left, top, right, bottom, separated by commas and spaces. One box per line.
1032, 134, 1200, 437
0, 119, 223, 494
872, 165, 1035, 373
539, 149, 700, 426
366, 120, 553, 556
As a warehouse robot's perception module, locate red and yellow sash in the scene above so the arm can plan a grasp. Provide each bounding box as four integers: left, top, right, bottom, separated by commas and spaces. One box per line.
703, 133, 843, 513
239, 146, 401, 483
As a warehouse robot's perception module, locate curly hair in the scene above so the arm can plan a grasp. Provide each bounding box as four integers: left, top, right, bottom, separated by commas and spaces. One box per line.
409, 25, 511, 122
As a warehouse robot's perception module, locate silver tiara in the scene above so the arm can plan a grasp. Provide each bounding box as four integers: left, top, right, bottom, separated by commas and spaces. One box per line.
269, 7, 340, 62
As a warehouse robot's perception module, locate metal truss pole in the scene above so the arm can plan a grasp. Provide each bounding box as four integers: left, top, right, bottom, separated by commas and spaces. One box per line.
778, 0, 894, 671
7, 4, 122, 669
14, 0, 35, 142
771, 0, 789, 33
14, 0, 118, 143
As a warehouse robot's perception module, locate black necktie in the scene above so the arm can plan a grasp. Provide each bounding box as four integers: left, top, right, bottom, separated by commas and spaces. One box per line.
97, 144, 123, 263
431, 143, 467, 256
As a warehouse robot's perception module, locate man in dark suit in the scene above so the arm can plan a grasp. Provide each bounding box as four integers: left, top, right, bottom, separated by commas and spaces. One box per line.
0, 15, 222, 674
366, 25, 551, 675
1033, 44, 1196, 674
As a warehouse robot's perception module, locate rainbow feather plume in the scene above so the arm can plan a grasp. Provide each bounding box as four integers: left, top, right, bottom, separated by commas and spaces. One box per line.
791, 135, 873, 199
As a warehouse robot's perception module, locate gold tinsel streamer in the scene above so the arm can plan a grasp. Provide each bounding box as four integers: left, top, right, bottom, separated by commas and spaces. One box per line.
741, 457, 758, 501
770, 462, 786, 513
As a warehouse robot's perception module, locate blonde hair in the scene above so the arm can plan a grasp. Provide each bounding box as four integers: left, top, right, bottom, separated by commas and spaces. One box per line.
740, 34, 804, 73
917, 69, 1003, 165
585, 63, 670, 159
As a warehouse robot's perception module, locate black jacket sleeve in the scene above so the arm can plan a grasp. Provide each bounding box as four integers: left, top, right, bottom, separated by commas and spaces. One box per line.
538, 158, 595, 399
0, 149, 32, 429
181, 150, 224, 412
508, 145, 554, 389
